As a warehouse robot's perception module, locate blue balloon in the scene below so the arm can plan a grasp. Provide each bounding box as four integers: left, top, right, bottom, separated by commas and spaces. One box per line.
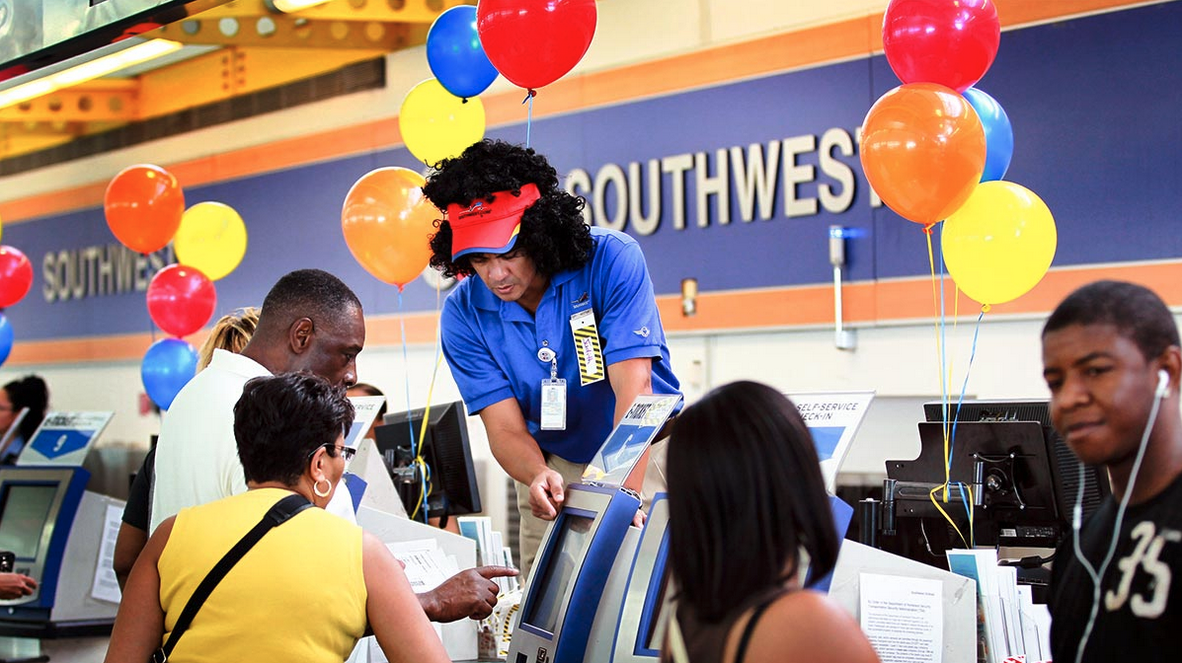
0, 315, 12, 367
426, 5, 499, 99
141, 338, 198, 411
963, 87, 1014, 182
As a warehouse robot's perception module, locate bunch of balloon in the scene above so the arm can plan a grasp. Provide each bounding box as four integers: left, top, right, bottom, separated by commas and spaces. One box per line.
104, 164, 185, 254
942, 181, 1057, 307
862, 0, 1002, 227
476, 0, 597, 94
341, 167, 437, 291
399, 78, 487, 167
398, 4, 502, 166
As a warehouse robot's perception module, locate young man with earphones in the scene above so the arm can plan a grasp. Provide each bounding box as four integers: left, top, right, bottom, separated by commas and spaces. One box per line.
1041, 280, 1182, 663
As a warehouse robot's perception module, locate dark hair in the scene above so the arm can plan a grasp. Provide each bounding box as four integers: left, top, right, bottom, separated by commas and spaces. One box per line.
349, 382, 387, 422
1043, 280, 1180, 361
3, 376, 48, 442
666, 381, 839, 623
233, 372, 355, 486
258, 269, 362, 336
423, 139, 592, 279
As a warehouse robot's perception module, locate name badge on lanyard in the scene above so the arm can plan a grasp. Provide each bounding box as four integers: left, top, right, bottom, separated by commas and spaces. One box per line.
569, 309, 605, 386
538, 347, 566, 430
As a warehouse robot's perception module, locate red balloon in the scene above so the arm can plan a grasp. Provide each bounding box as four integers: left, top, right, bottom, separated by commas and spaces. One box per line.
146, 264, 217, 338
104, 164, 185, 254
0, 246, 33, 309
882, 0, 1000, 93
477, 0, 597, 90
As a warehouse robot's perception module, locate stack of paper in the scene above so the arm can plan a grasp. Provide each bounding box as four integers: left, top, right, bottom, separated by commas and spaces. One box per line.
457, 515, 519, 595
946, 549, 1052, 663
366, 539, 463, 663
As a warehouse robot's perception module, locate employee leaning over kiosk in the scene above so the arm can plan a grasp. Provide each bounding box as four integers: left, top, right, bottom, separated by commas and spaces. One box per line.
423, 139, 680, 578
106, 372, 451, 663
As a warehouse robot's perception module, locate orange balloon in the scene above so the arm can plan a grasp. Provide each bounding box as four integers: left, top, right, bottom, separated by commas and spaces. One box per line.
341, 167, 438, 289
104, 164, 185, 254
860, 83, 986, 226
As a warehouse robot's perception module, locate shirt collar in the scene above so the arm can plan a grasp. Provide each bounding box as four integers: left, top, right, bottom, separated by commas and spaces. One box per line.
208, 348, 271, 378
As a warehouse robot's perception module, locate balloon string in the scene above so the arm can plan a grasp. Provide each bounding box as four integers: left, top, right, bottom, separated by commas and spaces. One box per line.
398, 288, 417, 461
948, 307, 986, 474
522, 89, 536, 147
924, 227, 951, 490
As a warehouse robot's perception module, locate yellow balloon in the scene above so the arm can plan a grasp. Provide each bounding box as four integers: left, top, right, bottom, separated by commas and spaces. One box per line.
942, 181, 1057, 306
173, 202, 248, 281
398, 78, 485, 166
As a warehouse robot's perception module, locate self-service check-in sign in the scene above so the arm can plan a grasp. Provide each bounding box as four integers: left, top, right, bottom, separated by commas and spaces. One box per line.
18, 412, 114, 466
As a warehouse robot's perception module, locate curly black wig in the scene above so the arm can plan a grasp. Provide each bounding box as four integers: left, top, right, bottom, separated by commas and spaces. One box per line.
423, 139, 592, 279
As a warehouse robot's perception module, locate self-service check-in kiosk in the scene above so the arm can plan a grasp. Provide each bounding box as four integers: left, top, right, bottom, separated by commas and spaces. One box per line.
609, 492, 672, 663
510, 391, 872, 663
0, 412, 123, 660
508, 394, 681, 663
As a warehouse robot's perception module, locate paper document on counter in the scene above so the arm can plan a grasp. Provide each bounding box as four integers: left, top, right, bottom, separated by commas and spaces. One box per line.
859, 572, 942, 663
90, 503, 123, 603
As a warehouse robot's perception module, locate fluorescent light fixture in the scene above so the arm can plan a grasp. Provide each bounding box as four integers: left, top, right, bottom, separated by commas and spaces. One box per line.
268, 0, 333, 13
0, 39, 183, 110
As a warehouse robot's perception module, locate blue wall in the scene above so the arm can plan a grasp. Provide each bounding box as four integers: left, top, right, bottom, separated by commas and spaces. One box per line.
5, 2, 1181, 341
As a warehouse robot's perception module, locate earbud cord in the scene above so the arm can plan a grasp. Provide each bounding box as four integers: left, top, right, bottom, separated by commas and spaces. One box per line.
1071, 387, 1164, 663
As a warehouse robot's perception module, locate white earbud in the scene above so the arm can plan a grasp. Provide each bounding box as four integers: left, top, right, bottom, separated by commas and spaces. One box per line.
1157, 369, 1170, 399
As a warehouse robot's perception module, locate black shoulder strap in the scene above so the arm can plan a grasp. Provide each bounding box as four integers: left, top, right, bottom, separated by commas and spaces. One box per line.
152, 493, 312, 662
733, 591, 784, 663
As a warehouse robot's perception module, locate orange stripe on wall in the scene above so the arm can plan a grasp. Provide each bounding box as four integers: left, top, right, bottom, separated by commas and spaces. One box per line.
11, 261, 1182, 366
0, 0, 1153, 225
655, 261, 1182, 334
5, 311, 443, 366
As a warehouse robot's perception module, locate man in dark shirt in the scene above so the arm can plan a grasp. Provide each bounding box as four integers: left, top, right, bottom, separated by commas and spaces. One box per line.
1042, 280, 1182, 662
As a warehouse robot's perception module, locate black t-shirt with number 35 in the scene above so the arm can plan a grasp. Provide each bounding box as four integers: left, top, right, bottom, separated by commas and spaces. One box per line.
1050, 470, 1182, 662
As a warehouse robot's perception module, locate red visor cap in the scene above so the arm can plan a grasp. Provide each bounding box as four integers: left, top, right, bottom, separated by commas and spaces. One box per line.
446, 183, 541, 260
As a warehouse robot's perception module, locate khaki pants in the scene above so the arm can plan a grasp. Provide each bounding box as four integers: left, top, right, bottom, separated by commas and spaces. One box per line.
515, 440, 668, 582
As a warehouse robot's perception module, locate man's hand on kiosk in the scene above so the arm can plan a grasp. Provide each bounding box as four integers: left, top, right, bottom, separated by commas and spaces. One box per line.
419, 566, 519, 622
0, 573, 37, 599
530, 469, 566, 520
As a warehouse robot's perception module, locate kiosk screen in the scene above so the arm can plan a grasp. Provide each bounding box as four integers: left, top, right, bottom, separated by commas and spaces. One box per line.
644, 571, 673, 650
0, 484, 56, 559
523, 513, 595, 633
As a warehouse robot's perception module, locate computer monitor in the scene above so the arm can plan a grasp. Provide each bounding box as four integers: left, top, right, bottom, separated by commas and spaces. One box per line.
885, 400, 1111, 551
925, 400, 1110, 530
0, 466, 89, 619
373, 400, 481, 524
509, 483, 642, 663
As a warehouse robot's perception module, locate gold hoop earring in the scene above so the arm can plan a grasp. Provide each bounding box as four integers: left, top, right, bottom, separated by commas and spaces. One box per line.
313, 479, 331, 498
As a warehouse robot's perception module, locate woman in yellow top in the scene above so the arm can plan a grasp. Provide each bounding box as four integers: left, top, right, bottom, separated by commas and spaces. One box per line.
105, 372, 450, 663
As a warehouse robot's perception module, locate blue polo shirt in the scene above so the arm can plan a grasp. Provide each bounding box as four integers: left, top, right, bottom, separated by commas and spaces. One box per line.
441, 227, 680, 464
